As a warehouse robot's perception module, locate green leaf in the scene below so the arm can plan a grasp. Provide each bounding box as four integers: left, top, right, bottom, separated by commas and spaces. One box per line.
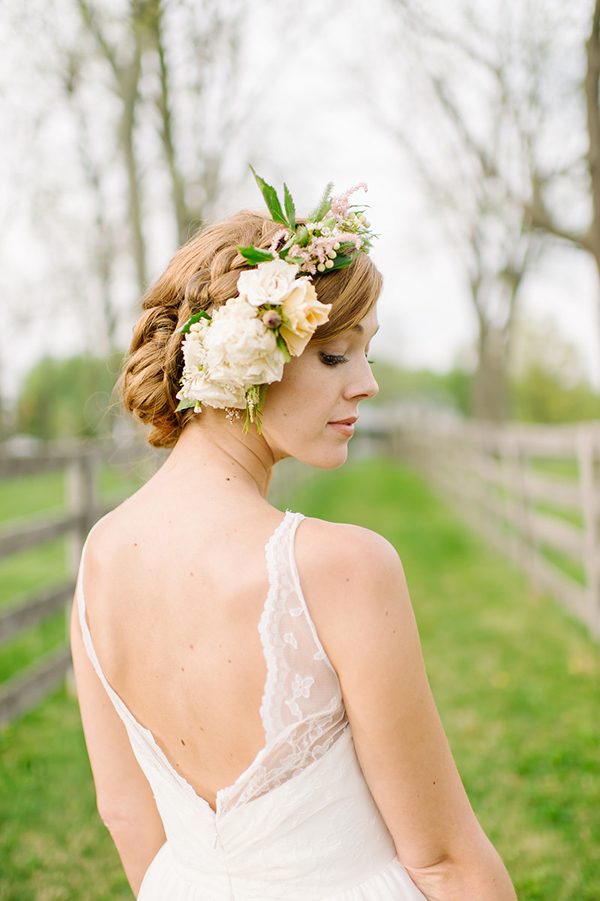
283, 183, 296, 231
179, 310, 211, 334
308, 181, 333, 222
329, 253, 355, 270
276, 334, 292, 362
237, 245, 275, 265
175, 396, 199, 411
250, 167, 288, 225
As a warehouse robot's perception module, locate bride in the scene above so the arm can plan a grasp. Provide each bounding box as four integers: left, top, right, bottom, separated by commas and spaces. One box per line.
70, 174, 517, 900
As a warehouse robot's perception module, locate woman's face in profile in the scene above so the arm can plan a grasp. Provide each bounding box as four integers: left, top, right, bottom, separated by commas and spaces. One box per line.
259, 306, 379, 468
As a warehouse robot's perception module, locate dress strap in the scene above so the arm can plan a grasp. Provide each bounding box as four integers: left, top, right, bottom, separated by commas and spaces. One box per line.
75, 515, 142, 727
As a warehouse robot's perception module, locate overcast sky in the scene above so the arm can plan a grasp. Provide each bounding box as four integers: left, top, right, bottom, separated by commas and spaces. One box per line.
1, 0, 598, 401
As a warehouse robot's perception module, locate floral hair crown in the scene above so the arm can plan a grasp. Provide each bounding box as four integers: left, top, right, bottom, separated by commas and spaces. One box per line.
176, 169, 375, 431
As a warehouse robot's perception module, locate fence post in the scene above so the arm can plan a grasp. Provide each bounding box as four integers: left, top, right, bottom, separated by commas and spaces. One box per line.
577, 427, 600, 637
66, 450, 98, 576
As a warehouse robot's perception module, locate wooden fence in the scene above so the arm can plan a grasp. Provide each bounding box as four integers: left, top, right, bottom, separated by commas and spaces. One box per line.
387, 415, 600, 638
3, 416, 598, 724
0, 441, 155, 723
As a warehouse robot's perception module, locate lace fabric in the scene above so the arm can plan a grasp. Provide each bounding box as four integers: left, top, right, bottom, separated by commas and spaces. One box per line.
218, 512, 347, 812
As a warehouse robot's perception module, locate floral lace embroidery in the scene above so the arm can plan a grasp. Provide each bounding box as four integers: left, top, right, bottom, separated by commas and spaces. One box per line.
218, 512, 347, 812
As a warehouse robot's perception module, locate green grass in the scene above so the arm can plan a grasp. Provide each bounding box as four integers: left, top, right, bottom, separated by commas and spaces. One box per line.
1, 457, 599, 899
0, 538, 67, 609
529, 458, 579, 480
0, 463, 147, 687
0, 688, 131, 901
289, 458, 599, 900
539, 543, 587, 586
0, 472, 65, 525
0, 460, 149, 900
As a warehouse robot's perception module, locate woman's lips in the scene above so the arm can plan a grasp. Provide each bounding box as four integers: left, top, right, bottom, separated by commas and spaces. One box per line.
328, 418, 357, 437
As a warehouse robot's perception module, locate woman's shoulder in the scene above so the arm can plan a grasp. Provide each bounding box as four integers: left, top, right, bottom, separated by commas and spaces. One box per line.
294, 516, 414, 678
296, 516, 404, 585
295, 517, 408, 627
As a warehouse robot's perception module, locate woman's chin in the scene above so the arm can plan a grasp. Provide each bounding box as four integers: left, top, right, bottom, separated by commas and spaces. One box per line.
299, 443, 350, 471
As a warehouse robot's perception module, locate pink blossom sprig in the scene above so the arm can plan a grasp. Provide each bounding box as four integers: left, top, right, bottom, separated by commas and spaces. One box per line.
330, 183, 368, 219
268, 228, 291, 255
238, 169, 375, 277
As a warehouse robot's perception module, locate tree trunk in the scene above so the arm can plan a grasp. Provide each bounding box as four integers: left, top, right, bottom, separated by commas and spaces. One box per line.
473, 325, 509, 422
119, 45, 147, 295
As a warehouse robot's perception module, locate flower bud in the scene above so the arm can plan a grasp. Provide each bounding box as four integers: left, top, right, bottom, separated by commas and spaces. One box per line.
317, 263, 326, 272
296, 225, 310, 246
262, 310, 282, 329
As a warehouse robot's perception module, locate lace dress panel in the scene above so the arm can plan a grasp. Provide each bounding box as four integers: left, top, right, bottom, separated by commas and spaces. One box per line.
217, 512, 348, 813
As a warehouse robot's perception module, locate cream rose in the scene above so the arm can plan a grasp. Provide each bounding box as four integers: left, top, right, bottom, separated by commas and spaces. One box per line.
279, 281, 332, 356
237, 259, 299, 307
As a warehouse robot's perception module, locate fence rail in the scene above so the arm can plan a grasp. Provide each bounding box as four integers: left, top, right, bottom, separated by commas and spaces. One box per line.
0, 440, 154, 723
3, 417, 598, 723
387, 415, 600, 638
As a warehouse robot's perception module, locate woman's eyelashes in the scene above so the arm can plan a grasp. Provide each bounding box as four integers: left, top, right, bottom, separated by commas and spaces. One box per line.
319, 352, 349, 366
319, 350, 374, 366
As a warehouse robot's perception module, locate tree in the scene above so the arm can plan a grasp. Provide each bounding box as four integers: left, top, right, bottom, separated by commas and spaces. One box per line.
17, 355, 120, 440
526, 0, 600, 358
509, 313, 600, 423
374, 0, 570, 421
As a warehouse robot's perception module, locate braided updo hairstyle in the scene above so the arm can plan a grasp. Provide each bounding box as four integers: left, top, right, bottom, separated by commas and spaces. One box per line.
121, 210, 382, 448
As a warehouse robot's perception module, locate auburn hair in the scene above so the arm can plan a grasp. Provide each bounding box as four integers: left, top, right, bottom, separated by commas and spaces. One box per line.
120, 211, 382, 448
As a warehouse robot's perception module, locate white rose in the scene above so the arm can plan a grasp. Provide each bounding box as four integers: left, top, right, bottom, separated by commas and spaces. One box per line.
237, 259, 299, 307
204, 297, 286, 387
279, 281, 332, 356
181, 321, 209, 370
180, 366, 247, 409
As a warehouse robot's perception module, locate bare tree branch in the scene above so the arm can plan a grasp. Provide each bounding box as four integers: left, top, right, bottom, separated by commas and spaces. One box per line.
585, 0, 600, 251
75, 0, 148, 292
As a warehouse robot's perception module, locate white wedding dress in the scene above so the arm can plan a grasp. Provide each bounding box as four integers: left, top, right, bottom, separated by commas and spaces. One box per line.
77, 511, 426, 900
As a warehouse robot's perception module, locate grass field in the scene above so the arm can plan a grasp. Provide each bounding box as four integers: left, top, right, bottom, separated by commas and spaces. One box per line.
0, 465, 148, 688
0, 456, 599, 900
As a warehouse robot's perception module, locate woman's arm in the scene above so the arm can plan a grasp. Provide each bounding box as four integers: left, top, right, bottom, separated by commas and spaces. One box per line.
70, 598, 166, 897
297, 521, 517, 901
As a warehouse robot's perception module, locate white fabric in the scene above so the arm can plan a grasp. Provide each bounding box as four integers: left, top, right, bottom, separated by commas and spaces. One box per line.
77, 511, 426, 900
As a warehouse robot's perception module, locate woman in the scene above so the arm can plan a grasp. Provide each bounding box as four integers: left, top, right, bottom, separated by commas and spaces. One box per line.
71, 176, 517, 900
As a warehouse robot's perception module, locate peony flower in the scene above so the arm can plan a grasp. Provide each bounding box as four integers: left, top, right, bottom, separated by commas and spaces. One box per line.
237, 259, 299, 307
279, 281, 332, 356
204, 297, 286, 388
181, 319, 209, 370
179, 365, 247, 409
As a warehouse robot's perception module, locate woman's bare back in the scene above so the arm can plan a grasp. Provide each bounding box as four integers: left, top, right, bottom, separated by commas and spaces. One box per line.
81, 457, 287, 810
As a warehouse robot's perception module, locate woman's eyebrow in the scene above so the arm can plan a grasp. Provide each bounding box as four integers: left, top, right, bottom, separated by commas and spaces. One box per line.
353, 323, 380, 338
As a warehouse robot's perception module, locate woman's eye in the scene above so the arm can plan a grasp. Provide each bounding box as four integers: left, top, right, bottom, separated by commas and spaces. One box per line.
319, 352, 348, 366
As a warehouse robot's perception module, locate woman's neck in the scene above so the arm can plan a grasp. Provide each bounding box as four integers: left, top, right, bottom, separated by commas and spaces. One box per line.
163, 414, 276, 500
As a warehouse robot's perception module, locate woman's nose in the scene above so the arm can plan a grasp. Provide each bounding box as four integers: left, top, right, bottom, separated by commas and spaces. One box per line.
347, 359, 379, 401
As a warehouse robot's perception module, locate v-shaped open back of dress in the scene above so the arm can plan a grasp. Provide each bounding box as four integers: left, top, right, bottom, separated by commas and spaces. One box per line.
77, 510, 426, 900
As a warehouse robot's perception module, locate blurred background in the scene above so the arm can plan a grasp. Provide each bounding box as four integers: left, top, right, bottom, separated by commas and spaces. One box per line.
1, 2, 599, 899
1, 0, 600, 438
